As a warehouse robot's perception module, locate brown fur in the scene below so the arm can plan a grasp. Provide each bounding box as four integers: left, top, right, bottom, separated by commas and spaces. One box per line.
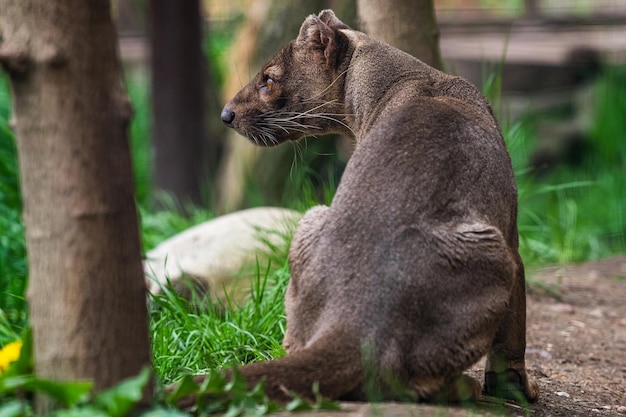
213, 9, 539, 404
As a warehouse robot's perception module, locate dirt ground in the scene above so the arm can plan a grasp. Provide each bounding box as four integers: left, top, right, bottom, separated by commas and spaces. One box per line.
271, 255, 626, 417
513, 254, 626, 416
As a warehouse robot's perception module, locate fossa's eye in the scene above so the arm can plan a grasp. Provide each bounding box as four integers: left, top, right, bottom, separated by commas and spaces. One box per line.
260, 77, 275, 95
259, 75, 275, 96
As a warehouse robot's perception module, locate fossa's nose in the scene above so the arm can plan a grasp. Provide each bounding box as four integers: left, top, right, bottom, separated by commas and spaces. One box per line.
220, 106, 235, 127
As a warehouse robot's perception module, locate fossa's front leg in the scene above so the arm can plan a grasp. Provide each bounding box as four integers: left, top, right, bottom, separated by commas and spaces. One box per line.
484, 253, 539, 402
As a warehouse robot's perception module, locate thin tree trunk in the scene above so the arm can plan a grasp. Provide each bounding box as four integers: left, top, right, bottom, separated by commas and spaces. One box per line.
0, 0, 151, 412
150, 0, 206, 206
357, 0, 443, 70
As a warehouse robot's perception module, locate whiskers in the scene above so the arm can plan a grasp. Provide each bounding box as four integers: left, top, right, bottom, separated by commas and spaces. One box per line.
255, 99, 355, 141
239, 125, 281, 147
288, 138, 307, 179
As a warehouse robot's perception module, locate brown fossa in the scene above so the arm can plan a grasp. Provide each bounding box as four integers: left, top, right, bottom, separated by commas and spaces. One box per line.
215, 9, 539, 403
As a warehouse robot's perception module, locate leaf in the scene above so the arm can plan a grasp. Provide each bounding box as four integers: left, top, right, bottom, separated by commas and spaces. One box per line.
14, 328, 32, 374
243, 403, 272, 417
138, 407, 192, 417
0, 374, 33, 394
92, 366, 151, 417
0, 373, 92, 407
284, 394, 311, 412
283, 383, 339, 412
0, 399, 29, 417
46, 407, 109, 417
165, 374, 200, 404
23, 378, 93, 407
199, 371, 228, 395
224, 368, 248, 397
311, 382, 340, 410
222, 403, 244, 417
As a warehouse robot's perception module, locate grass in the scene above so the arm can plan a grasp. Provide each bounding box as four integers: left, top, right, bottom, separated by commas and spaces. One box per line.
150, 261, 290, 383
518, 169, 625, 265
509, 65, 626, 266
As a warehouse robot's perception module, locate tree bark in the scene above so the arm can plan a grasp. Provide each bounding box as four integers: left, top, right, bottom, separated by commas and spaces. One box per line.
0, 0, 151, 412
150, 0, 207, 206
357, 0, 443, 70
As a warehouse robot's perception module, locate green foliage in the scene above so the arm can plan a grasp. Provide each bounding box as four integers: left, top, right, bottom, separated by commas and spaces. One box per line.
167, 370, 280, 416
282, 165, 337, 212
0, 326, 333, 416
0, 207, 27, 337
588, 64, 626, 167
517, 174, 622, 266
204, 22, 238, 90
91, 368, 151, 417
0, 363, 150, 417
0, 329, 163, 416
283, 383, 341, 413
477, 0, 524, 16
0, 74, 28, 337
505, 65, 626, 266
166, 369, 339, 415
126, 74, 153, 206
0, 329, 93, 415
0, 75, 19, 210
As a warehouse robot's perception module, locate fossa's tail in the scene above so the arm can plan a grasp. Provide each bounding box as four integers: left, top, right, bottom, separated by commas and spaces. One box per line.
238, 330, 363, 403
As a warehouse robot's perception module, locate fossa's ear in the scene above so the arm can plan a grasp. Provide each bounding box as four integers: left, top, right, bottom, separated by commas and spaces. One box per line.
297, 10, 348, 65
318, 9, 351, 30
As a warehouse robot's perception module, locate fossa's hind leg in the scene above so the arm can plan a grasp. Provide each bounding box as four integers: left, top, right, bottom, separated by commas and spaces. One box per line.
484, 253, 539, 402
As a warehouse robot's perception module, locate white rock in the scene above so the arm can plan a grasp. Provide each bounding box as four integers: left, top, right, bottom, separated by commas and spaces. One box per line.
144, 207, 301, 304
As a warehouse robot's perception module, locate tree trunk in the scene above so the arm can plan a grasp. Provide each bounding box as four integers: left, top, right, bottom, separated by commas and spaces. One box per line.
357, 0, 443, 70
0, 0, 151, 412
150, 0, 207, 206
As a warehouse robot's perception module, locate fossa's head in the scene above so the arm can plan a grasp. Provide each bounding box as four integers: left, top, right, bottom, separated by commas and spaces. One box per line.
220, 10, 354, 146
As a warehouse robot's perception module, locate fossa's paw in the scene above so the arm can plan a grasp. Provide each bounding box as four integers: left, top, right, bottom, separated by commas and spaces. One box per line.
483, 368, 539, 403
